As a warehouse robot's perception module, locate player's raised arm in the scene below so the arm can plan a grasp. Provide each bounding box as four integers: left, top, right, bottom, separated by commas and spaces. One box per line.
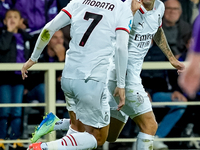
153, 27, 185, 73
21, 10, 71, 80
30, 11, 71, 62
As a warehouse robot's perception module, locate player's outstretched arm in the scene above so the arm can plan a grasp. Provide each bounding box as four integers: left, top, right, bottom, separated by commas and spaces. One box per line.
21, 11, 71, 80
30, 11, 71, 62
153, 27, 185, 73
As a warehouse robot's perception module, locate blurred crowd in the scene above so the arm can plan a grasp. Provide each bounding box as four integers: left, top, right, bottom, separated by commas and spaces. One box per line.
0, 0, 199, 150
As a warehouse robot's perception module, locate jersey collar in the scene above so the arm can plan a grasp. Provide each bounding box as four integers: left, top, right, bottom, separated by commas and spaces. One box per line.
139, 5, 147, 14
139, 2, 157, 16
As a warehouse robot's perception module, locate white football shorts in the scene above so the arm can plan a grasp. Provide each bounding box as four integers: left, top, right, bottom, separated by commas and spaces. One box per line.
108, 80, 152, 123
61, 77, 110, 128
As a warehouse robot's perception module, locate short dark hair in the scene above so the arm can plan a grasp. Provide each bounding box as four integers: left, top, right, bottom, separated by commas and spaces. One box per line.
5, 9, 22, 19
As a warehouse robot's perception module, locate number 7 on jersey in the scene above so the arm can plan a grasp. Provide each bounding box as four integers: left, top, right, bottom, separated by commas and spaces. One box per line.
79, 12, 103, 47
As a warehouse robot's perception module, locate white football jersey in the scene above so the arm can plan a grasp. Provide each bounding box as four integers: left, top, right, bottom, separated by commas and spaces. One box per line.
61, 0, 132, 83
126, 0, 165, 87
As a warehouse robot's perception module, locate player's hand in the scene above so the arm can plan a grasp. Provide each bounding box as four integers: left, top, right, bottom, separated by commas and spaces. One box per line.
113, 87, 125, 111
21, 58, 36, 80
131, 0, 141, 15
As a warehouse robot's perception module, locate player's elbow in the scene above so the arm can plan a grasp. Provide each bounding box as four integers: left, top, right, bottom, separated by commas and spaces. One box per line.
116, 43, 128, 53
115, 44, 128, 60
116, 45, 128, 58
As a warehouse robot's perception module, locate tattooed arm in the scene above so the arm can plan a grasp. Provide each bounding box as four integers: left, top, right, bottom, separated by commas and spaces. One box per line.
153, 27, 185, 72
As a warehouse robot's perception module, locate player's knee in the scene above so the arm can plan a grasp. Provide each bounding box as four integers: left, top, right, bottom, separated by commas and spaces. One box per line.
97, 139, 106, 146
94, 134, 107, 146
86, 127, 109, 146
150, 119, 158, 134
140, 119, 158, 135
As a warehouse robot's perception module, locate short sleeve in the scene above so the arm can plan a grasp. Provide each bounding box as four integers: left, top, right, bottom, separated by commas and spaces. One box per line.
159, 2, 165, 28
116, 4, 133, 34
61, 0, 75, 19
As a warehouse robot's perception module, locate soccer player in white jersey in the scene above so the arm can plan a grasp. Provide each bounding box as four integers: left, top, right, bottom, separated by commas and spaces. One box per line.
106, 0, 185, 149
20, 0, 139, 149
24, 0, 186, 149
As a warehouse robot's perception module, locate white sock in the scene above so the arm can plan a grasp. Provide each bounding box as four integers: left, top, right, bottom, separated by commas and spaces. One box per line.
54, 118, 70, 131
40, 143, 48, 150
66, 125, 79, 135
46, 132, 97, 150
136, 132, 154, 150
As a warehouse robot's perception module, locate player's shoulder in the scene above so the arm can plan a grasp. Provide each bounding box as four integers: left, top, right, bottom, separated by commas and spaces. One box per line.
154, 0, 165, 14
116, 0, 132, 13
64, 0, 84, 8
155, 0, 165, 10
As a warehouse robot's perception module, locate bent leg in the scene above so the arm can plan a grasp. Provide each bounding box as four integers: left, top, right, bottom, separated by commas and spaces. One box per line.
107, 80, 128, 142
68, 111, 85, 132
68, 102, 109, 146
85, 124, 109, 146
133, 111, 157, 135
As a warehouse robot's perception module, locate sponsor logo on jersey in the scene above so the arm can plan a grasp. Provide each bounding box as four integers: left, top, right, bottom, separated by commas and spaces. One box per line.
134, 33, 154, 41
138, 22, 144, 28
133, 33, 154, 48
82, 0, 115, 11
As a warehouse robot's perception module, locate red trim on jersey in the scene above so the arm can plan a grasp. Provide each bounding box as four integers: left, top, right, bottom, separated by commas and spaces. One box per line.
116, 27, 130, 34
62, 138, 67, 146
139, 8, 145, 14
159, 23, 162, 28
70, 135, 77, 146
61, 9, 72, 18
67, 136, 74, 146
61, 141, 64, 146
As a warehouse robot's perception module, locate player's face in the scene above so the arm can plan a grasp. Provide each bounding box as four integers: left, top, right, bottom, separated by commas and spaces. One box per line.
141, 0, 155, 10
142, 0, 155, 5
